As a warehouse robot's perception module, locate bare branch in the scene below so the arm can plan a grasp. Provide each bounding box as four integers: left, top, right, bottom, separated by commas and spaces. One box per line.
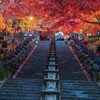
57, 0, 66, 8
95, 15, 100, 23
80, 18, 100, 25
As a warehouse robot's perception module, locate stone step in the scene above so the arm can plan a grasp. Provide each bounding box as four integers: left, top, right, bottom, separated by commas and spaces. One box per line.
61, 95, 100, 99
60, 78, 88, 80
42, 90, 60, 94
60, 81, 98, 86
0, 96, 40, 100
0, 41, 51, 100
44, 78, 59, 81
60, 84, 98, 88
61, 90, 100, 96
0, 91, 41, 99
60, 81, 96, 84
0, 92, 40, 96
60, 88, 100, 93
6, 81, 43, 85
61, 80, 100, 100
61, 96, 100, 100
60, 84, 97, 87
60, 80, 96, 85
1, 84, 41, 89
7, 79, 43, 83
60, 87, 100, 91
0, 89, 41, 93
0, 78, 43, 99
45, 70, 59, 72
60, 80, 95, 82
0, 91, 41, 95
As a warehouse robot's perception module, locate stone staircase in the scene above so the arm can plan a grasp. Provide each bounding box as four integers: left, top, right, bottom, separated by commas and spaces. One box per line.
60, 80, 100, 100
41, 38, 61, 100
56, 41, 100, 100
0, 78, 42, 100
0, 41, 50, 100
0, 40, 100, 100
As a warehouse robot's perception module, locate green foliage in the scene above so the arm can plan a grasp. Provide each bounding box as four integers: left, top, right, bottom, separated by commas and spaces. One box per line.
33, 17, 36, 21
22, 27, 28, 32
96, 73, 100, 82
83, 37, 100, 52
22, 21, 28, 25
25, 18, 28, 21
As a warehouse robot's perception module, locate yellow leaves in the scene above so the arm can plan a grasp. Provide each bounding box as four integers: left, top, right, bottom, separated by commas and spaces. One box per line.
0, 13, 6, 30
0, 13, 3, 21
0, 0, 2, 3
19, 16, 40, 32
0, 13, 14, 33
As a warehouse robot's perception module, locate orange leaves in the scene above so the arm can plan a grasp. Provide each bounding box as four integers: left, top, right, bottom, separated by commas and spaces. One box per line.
0, 13, 13, 32
0, 13, 6, 30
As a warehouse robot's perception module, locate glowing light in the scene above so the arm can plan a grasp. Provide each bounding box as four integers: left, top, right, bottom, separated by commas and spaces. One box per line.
30, 17, 33, 20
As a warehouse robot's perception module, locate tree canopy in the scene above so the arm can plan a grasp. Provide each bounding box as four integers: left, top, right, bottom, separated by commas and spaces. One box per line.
0, 0, 100, 34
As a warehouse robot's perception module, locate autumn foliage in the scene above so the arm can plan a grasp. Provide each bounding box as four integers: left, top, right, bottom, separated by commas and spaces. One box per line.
0, 0, 100, 35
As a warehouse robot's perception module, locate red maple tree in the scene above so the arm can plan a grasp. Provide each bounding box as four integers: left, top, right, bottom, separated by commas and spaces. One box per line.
0, 0, 100, 35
